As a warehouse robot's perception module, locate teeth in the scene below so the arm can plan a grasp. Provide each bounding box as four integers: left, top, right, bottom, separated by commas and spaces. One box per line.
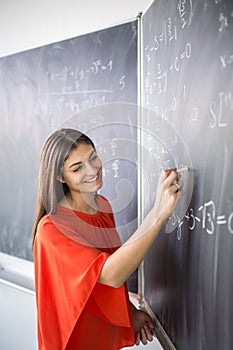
85, 176, 98, 183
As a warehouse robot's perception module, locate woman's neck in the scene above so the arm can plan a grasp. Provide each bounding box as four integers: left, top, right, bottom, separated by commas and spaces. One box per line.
62, 191, 98, 214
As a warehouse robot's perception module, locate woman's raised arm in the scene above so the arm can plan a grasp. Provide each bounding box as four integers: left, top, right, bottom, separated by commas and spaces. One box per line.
98, 169, 183, 288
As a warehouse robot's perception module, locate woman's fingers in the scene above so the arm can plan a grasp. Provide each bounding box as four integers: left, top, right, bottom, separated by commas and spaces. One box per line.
163, 167, 177, 179
163, 169, 179, 187
135, 333, 141, 346
173, 179, 183, 192
153, 168, 184, 222
144, 324, 154, 342
136, 325, 155, 346
163, 169, 184, 194
140, 328, 148, 345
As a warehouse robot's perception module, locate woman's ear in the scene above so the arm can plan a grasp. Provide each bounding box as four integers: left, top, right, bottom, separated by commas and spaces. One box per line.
57, 176, 65, 183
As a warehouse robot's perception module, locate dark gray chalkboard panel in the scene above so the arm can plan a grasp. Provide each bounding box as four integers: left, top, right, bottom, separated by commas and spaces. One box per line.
0, 21, 138, 274
142, 1, 233, 349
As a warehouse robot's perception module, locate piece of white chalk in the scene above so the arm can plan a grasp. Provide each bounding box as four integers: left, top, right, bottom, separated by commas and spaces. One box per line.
177, 166, 189, 173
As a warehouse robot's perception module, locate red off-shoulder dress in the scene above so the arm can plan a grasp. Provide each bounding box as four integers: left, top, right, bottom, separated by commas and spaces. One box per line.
33, 195, 135, 350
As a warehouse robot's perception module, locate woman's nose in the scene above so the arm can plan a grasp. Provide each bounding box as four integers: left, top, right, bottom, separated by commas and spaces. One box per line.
85, 162, 97, 175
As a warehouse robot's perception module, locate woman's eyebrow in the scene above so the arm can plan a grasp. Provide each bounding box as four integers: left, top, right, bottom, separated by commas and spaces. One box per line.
68, 150, 95, 168
69, 161, 82, 169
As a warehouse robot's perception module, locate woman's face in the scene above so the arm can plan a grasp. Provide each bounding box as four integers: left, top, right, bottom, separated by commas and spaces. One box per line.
62, 143, 102, 194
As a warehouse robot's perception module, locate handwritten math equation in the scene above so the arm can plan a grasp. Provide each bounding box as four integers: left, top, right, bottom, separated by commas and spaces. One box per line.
45, 58, 126, 94
145, 41, 191, 100
42, 58, 127, 113
220, 53, 233, 69
149, 89, 233, 130
171, 200, 233, 240
177, 0, 193, 29
46, 59, 113, 83
144, 0, 233, 130
144, 0, 193, 58
144, 17, 177, 58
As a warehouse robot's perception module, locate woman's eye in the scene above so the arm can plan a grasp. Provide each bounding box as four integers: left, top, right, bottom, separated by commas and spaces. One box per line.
90, 154, 98, 161
73, 165, 82, 172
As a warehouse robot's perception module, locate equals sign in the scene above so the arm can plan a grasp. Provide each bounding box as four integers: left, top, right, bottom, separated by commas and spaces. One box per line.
216, 215, 227, 224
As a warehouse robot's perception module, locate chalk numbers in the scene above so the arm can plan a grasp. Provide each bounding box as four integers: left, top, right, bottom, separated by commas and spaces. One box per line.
171, 200, 233, 240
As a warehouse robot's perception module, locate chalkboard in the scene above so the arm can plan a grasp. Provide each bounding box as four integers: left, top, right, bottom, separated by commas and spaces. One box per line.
0, 18, 138, 286
142, 0, 233, 349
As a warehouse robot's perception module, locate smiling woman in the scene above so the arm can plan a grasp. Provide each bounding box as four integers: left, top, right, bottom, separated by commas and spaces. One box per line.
32, 128, 182, 349
59, 144, 103, 214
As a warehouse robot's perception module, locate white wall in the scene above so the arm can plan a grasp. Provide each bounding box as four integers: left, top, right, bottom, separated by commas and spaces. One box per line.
0, 0, 152, 57
0, 281, 37, 350
0, 253, 37, 350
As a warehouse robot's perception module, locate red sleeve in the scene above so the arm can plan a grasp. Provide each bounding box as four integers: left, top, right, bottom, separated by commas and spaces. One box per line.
91, 281, 133, 326
34, 216, 133, 350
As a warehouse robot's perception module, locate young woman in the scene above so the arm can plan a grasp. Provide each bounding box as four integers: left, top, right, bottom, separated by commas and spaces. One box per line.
33, 128, 183, 350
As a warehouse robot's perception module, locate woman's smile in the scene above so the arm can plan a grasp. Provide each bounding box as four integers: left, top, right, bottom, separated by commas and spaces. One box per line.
62, 143, 103, 194
85, 175, 98, 183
